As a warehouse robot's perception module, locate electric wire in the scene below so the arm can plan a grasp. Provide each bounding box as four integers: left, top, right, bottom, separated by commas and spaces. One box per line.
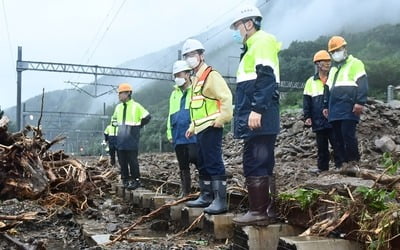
1, 0, 15, 65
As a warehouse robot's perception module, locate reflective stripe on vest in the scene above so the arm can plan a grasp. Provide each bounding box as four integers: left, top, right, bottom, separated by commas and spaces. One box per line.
190, 66, 221, 127
303, 76, 325, 97
327, 55, 366, 90
104, 125, 118, 136
236, 30, 281, 84
114, 99, 149, 126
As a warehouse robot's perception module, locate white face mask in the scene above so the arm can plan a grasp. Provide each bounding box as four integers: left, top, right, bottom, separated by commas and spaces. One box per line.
331, 50, 346, 62
186, 56, 199, 69
174, 77, 186, 86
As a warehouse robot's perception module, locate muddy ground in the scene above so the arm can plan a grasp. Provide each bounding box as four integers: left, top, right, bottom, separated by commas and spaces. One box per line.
1, 99, 399, 249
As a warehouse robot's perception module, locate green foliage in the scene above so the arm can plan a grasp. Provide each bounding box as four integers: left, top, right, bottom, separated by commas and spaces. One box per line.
381, 152, 399, 175
279, 188, 324, 210
279, 23, 400, 93
355, 186, 396, 211
280, 92, 303, 113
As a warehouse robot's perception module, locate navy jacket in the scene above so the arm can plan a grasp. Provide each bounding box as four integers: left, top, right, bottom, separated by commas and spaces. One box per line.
234, 64, 280, 139
324, 55, 368, 122
303, 74, 332, 132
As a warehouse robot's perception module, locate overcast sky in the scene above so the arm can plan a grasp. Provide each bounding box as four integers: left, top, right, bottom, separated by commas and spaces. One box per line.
0, 0, 256, 109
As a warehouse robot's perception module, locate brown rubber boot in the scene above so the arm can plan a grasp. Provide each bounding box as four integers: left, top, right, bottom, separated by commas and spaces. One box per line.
232, 176, 270, 226
267, 175, 278, 222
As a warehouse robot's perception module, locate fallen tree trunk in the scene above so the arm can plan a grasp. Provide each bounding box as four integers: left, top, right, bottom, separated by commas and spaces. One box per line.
340, 167, 400, 193
0, 212, 38, 221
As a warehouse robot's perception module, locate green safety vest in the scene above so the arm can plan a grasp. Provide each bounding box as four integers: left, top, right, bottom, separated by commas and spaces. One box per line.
112, 99, 149, 126
326, 55, 366, 90
190, 66, 220, 127
237, 30, 281, 83
303, 76, 325, 97
104, 124, 118, 136
166, 85, 192, 140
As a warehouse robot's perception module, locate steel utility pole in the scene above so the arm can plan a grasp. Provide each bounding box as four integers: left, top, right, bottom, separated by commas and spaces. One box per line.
16, 47, 23, 130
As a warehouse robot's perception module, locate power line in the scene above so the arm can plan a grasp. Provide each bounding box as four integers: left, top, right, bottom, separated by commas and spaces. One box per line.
67, 1, 119, 84
81, 1, 118, 64
1, 0, 15, 64
143, 0, 247, 74
86, 0, 128, 63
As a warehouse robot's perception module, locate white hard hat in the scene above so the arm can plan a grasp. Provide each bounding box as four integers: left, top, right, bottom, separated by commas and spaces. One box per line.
172, 60, 191, 75
181, 39, 205, 56
230, 4, 263, 30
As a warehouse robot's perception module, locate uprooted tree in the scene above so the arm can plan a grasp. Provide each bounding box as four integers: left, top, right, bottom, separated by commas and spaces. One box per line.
0, 116, 117, 211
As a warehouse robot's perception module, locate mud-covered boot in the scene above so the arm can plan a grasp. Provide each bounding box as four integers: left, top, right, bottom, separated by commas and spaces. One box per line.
122, 179, 129, 188
178, 169, 191, 198
204, 176, 227, 214
232, 176, 270, 226
186, 177, 213, 207
267, 175, 278, 223
127, 178, 140, 190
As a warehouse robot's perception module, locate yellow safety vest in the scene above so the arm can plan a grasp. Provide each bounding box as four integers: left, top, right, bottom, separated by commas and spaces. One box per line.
190, 66, 220, 127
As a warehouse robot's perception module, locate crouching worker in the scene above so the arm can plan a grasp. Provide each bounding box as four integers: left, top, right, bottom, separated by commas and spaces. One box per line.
112, 83, 151, 190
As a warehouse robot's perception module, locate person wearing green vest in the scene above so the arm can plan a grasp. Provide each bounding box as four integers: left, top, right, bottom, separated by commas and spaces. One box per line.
323, 36, 368, 169
167, 60, 198, 197
112, 83, 151, 190
182, 38, 233, 215
104, 117, 118, 166
230, 4, 280, 226
303, 50, 342, 174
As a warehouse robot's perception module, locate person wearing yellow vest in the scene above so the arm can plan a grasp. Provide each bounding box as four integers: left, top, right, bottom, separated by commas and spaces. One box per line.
104, 117, 118, 166
167, 60, 198, 197
230, 4, 280, 226
323, 36, 368, 168
112, 83, 151, 190
183, 38, 233, 215
304, 50, 342, 174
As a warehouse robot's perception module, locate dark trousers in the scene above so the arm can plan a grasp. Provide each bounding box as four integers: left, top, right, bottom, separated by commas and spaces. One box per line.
109, 144, 116, 165
196, 127, 225, 177
243, 134, 277, 177
315, 128, 342, 170
331, 120, 360, 163
117, 149, 139, 180
175, 144, 198, 170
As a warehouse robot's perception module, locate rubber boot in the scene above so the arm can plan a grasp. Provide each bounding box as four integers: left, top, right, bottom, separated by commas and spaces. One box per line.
267, 175, 278, 223
122, 179, 129, 188
179, 169, 191, 198
186, 177, 213, 207
127, 178, 140, 190
232, 176, 270, 226
204, 177, 227, 214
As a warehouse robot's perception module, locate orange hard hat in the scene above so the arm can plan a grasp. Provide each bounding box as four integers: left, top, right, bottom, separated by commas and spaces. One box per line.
313, 50, 331, 62
117, 83, 133, 93
328, 36, 347, 52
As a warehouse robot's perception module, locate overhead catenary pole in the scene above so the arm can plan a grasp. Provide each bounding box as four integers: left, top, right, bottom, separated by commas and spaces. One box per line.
16, 46, 22, 130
